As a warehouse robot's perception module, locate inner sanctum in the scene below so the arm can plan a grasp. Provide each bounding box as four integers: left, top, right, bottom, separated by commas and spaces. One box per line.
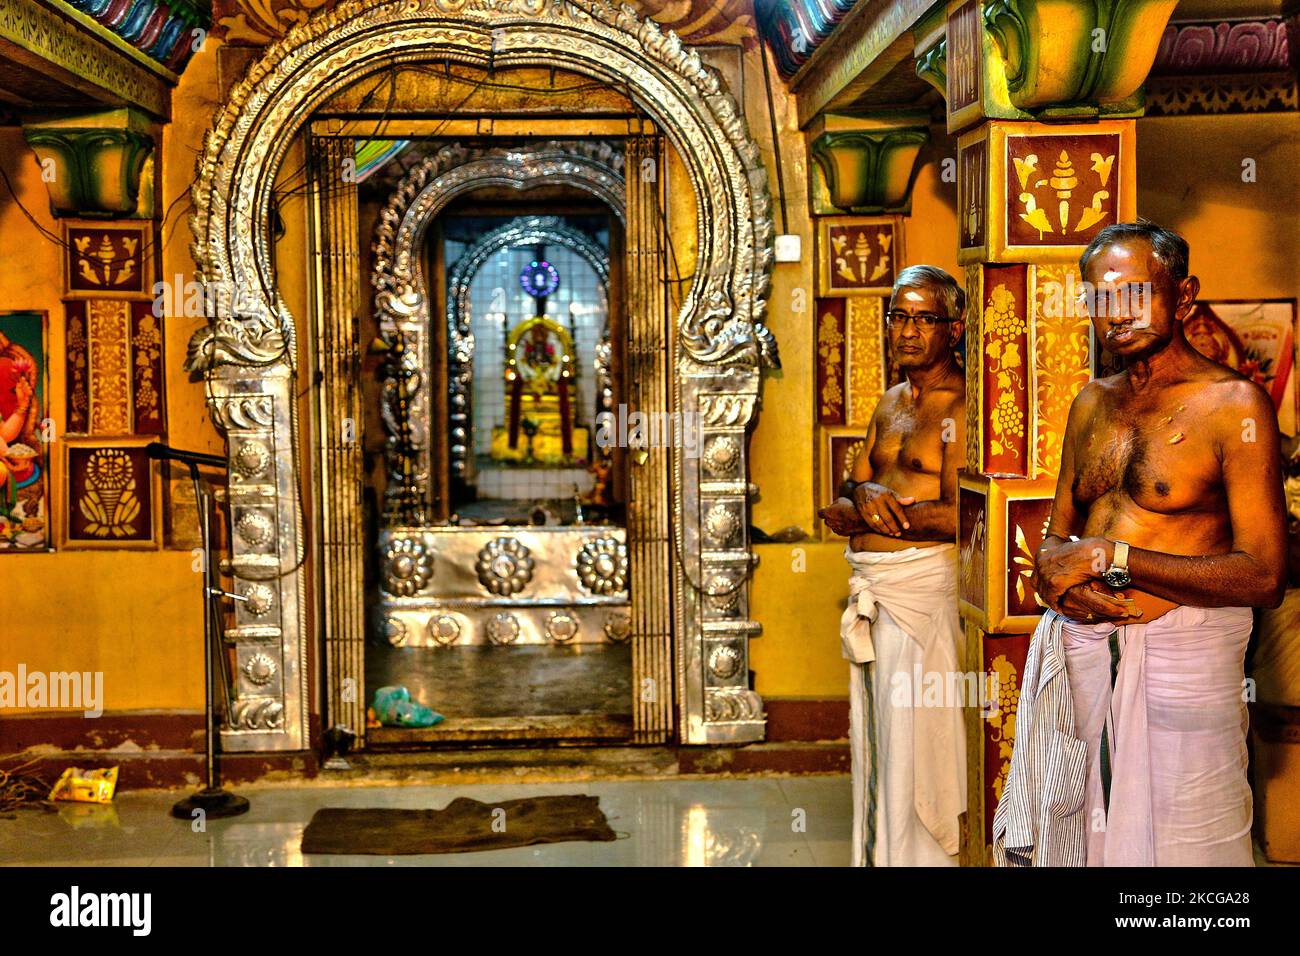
361, 139, 637, 743
290, 45, 758, 751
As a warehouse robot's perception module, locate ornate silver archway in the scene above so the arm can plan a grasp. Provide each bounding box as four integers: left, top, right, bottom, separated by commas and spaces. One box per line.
186, 0, 779, 751
372, 141, 624, 513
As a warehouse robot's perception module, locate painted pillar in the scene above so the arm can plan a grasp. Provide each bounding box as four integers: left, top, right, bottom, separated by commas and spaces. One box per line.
937, 0, 1177, 864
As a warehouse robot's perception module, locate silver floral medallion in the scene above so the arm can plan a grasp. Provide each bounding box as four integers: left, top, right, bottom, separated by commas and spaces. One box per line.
385, 617, 407, 647
702, 436, 740, 477
243, 652, 277, 686
242, 583, 274, 617
486, 611, 521, 645
476, 537, 534, 596
704, 503, 741, 546
576, 536, 628, 595
603, 612, 632, 644
233, 439, 271, 478
428, 614, 461, 647
546, 611, 580, 643
384, 538, 433, 597
708, 644, 742, 681
235, 511, 275, 548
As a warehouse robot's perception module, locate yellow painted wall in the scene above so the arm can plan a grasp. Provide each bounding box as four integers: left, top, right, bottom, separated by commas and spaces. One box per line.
0, 113, 209, 713
1137, 113, 1300, 299
749, 541, 855, 698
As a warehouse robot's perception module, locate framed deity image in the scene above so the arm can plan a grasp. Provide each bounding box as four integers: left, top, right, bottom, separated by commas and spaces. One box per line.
0, 310, 51, 552
1184, 299, 1297, 436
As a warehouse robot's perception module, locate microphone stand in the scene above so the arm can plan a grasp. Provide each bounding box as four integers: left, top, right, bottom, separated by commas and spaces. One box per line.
151, 444, 250, 820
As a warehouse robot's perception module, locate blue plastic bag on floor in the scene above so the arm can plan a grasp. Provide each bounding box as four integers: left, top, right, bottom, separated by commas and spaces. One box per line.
371, 686, 444, 728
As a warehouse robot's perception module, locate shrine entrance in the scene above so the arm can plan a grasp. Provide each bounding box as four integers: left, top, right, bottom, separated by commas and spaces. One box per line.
357, 141, 639, 744
185, 0, 780, 755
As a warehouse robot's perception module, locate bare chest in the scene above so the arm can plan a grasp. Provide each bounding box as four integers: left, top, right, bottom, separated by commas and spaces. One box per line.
1071, 399, 1221, 513
870, 398, 950, 475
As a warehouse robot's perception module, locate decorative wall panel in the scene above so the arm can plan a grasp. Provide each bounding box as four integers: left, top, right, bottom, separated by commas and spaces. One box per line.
956, 473, 1054, 634
846, 295, 885, 427
979, 264, 1029, 477
815, 298, 846, 426
981, 628, 1030, 849
1031, 264, 1090, 476
62, 438, 158, 548
816, 216, 900, 296
956, 121, 1137, 265
64, 300, 165, 436
63, 221, 151, 298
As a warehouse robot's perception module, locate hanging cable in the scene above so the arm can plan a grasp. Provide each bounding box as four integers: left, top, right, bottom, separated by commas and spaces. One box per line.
759, 39, 789, 236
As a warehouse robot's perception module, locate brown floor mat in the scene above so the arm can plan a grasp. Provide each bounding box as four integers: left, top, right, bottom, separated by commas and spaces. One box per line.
300, 795, 617, 855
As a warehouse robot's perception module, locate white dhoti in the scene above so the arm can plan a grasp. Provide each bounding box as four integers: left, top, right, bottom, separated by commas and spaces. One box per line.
842, 544, 967, 867
1062, 604, 1254, 866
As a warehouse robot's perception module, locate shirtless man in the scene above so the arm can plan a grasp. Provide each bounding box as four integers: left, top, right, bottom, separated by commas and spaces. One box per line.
818, 265, 967, 867
1029, 221, 1286, 866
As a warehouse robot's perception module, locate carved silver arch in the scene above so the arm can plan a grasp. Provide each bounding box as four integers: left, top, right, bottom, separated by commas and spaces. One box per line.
185, 0, 779, 751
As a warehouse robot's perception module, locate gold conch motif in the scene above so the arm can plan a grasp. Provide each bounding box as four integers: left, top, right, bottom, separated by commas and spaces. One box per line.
1049, 152, 1078, 231
853, 231, 869, 280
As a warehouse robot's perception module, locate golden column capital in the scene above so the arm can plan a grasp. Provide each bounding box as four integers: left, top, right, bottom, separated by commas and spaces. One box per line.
943, 0, 1179, 133
807, 112, 931, 214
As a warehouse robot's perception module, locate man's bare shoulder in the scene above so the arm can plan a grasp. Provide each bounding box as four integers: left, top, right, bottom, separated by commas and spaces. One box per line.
882, 380, 911, 401
873, 380, 910, 413
1203, 374, 1276, 426
1067, 377, 1111, 417
942, 374, 966, 410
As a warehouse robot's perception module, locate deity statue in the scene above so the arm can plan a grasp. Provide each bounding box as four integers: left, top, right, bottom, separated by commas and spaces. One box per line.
0, 330, 42, 526
490, 315, 589, 464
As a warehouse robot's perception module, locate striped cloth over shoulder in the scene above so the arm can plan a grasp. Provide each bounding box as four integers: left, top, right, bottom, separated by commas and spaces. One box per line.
991, 610, 1089, 867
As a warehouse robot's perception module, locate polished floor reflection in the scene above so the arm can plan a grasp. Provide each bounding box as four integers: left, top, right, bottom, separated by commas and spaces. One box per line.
0, 776, 851, 867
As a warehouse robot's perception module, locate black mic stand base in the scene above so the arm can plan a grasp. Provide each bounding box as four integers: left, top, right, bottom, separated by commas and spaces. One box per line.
172, 787, 251, 820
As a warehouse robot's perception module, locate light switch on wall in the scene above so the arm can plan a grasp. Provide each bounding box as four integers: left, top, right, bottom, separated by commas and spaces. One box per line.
774, 234, 801, 263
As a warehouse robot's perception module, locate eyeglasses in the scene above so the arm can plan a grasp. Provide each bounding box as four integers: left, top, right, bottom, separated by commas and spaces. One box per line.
884, 311, 955, 330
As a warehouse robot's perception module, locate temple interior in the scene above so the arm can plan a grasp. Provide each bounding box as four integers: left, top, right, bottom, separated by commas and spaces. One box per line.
1, 0, 1299, 869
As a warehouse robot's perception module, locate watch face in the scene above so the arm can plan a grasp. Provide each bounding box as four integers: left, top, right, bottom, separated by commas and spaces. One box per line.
1102, 568, 1131, 588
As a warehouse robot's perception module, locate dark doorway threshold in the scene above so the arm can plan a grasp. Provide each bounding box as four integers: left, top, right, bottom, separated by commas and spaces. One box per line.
367, 714, 633, 747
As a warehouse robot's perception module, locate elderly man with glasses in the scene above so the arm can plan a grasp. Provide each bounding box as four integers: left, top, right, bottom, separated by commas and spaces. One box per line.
819, 265, 968, 866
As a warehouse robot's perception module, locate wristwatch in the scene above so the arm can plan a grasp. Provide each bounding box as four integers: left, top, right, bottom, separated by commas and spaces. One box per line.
1101, 540, 1131, 588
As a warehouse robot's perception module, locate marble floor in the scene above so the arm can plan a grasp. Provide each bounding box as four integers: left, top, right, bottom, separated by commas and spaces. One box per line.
0, 775, 852, 867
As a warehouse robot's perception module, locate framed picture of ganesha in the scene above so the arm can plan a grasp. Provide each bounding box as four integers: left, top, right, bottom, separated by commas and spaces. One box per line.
0, 311, 51, 552
1184, 300, 1297, 436
61, 437, 160, 550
